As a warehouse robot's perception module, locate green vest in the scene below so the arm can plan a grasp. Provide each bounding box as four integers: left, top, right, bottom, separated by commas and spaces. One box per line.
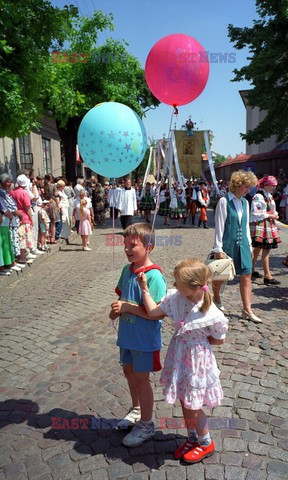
222, 195, 252, 271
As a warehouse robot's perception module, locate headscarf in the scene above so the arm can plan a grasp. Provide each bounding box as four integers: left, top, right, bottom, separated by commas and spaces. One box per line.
258, 176, 277, 189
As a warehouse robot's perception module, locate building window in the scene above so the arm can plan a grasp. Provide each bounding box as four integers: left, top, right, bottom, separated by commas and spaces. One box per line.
19, 135, 33, 170
42, 137, 52, 174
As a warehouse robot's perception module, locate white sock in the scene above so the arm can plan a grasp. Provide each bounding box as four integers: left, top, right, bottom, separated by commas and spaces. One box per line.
141, 419, 153, 425
198, 432, 211, 446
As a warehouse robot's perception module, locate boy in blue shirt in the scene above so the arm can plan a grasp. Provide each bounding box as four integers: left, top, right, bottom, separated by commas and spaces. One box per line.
110, 223, 166, 447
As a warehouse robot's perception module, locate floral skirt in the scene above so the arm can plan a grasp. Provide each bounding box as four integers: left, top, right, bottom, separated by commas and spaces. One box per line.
10, 226, 20, 257
18, 223, 35, 250
160, 337, 223, 409
251, 219, 280, 250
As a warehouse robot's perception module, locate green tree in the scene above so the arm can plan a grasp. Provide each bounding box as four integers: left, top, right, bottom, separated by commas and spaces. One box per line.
213, 153, 227, 164
228, 0, 288, 144
45, 12, 159, 181
0, 0, 76, 138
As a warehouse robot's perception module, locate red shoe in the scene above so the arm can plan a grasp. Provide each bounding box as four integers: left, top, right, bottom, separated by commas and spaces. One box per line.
174, 439, 198, 460
183, 441, 215, 463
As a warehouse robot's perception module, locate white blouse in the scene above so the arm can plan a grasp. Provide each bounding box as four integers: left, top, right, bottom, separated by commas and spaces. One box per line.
250, 191, 275, 223
213, 192, 251, 253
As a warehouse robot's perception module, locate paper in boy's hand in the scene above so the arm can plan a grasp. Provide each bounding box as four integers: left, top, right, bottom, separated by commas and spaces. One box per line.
137, 272, 147, 289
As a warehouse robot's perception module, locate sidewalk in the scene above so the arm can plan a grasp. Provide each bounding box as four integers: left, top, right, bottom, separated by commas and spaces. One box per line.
0, 211, 287, 480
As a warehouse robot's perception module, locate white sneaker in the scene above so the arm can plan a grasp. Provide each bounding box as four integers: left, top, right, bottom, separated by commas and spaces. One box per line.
16, 263, 25, 268
122, 421, 155, 447
26, 259, 34, 264
31, 249, 45, 255
0, 271, 10, 276
26, 253, 37, 259
11, 265, 22, 272
83, 247, 92, 251
115, 407, 141, 430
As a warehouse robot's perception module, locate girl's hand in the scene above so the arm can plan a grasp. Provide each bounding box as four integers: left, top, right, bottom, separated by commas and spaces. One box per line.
270, 212, 278, 220
208, 335, 224, 345
137, 272, 148, 290
5, 210, 13, 220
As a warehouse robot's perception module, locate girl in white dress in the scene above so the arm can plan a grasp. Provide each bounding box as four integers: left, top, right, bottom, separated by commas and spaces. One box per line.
137, 257, 228, 464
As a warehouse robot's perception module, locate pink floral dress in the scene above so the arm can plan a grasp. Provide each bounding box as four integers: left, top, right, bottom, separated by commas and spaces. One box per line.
159, 289, 228, 410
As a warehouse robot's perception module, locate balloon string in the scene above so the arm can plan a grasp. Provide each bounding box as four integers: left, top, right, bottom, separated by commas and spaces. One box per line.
146, 143, 161, 252
150, 143, 161, 233
109, 180, 119, 334
112, 182, 115, 265
168, 107, 176, 138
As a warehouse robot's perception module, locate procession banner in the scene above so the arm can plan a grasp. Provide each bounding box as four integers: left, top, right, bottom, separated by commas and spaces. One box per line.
174, 130, 204, 178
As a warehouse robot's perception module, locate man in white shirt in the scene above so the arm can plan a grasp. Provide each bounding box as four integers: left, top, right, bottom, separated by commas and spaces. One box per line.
118, 178, 137, 230
108, 182, 122, 219
74, 178, 85, 198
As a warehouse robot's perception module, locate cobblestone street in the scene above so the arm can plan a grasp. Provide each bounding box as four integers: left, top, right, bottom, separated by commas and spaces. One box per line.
0, 210, 287, 480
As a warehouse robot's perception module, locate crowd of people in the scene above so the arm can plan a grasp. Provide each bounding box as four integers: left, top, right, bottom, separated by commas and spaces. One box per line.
0, 168, 287, 277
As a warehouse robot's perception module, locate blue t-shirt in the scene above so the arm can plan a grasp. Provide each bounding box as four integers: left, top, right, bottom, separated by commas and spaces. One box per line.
116, 263, 166, 352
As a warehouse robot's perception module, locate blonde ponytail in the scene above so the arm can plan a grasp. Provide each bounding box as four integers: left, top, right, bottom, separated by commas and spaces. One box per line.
200, 290, 212, 314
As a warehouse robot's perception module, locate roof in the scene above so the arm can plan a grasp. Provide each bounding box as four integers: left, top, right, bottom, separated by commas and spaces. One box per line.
212, 149, 288, 170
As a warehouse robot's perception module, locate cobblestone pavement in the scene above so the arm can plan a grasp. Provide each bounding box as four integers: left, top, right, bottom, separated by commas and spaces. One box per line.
0, 210, 287, 480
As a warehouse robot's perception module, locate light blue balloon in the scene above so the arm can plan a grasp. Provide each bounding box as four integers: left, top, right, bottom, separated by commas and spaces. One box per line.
78, 102, 147, 178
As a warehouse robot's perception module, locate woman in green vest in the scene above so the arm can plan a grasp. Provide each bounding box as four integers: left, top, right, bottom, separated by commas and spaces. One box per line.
212, 170, 262, 323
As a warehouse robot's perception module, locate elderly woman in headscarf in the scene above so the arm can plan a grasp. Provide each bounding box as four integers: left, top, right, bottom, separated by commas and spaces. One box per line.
250, 175, 281, 285
0, 174, 22, 264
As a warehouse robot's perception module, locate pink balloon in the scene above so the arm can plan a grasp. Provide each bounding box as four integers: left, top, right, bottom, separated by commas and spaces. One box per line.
145, 34, 209, 106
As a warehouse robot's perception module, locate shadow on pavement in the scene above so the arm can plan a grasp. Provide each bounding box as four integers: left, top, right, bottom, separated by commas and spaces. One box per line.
1, 400, 183, 468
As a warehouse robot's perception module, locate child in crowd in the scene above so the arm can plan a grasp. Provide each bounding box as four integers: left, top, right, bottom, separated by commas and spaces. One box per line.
110, 223, 166, 447
79, 198, 92, 251
38, 200, 50, 251
140, 182, 155, 223
169, 186, 187, 228
135, 257, 228, 463
48, 195, 59, 244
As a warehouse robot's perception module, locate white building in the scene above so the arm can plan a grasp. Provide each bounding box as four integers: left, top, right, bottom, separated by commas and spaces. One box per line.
239, 90, 282, 155
0, 115, 62, 179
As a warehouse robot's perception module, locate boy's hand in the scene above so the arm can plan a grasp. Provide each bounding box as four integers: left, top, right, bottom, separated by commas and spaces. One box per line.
109, 310, 119, 320
137, 272, 148, 290
111, 300, 128, 314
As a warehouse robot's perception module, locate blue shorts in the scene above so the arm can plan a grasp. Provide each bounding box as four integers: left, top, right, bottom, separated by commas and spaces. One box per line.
119, 348, 162, 373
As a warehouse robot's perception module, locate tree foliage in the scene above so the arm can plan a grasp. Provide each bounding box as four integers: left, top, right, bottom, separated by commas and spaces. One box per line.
213, 153, 227, 164
0, 1, 160, 181
228, 0, 288, 144
45, 11, 159, 180
0, 0, 76, 138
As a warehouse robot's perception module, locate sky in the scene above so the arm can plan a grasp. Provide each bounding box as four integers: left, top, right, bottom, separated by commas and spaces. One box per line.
51, 0, 258, 157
